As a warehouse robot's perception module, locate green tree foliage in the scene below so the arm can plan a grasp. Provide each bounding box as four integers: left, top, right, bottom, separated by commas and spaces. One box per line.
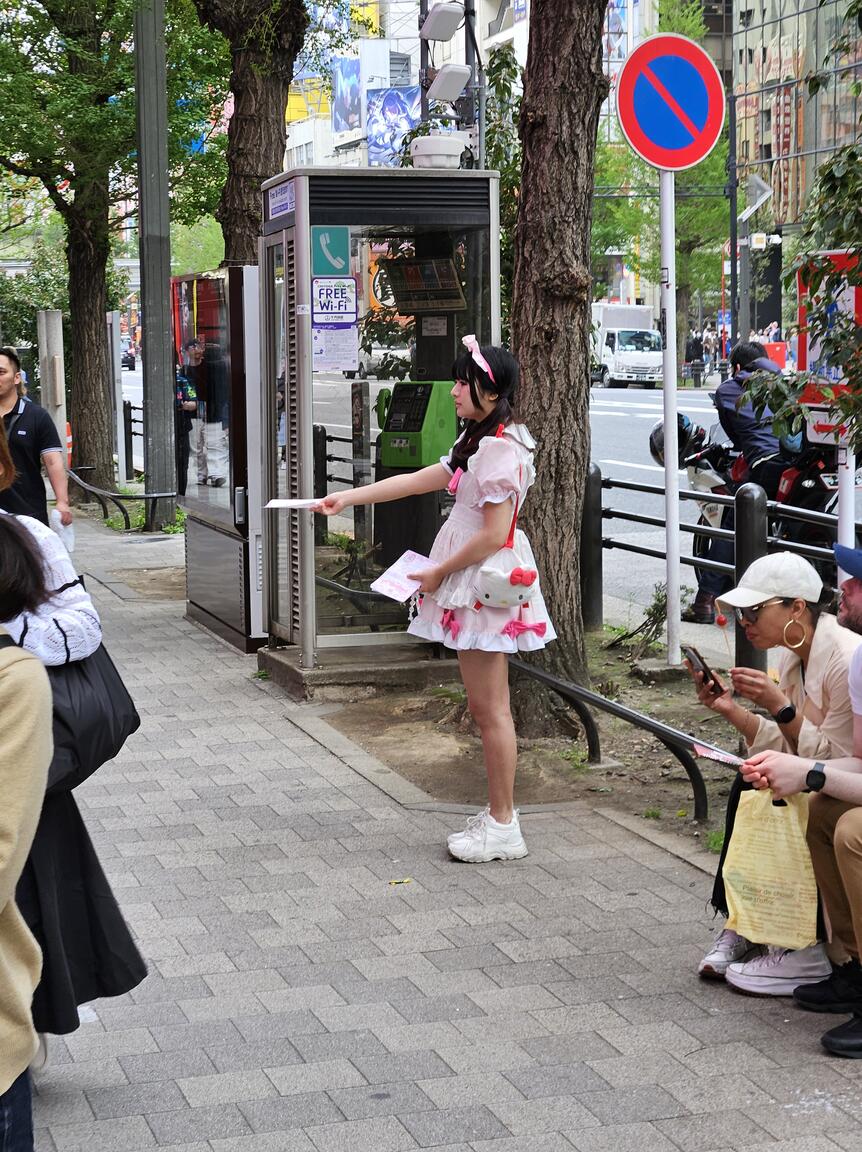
744, 0, 862, 449
171, 217, 226, 275
0, 0, 229, 486
485, 44, 521, 339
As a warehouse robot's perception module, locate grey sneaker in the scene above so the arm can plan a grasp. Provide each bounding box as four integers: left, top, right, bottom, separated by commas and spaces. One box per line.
698, 928, 755, 979
448, 810, 528, 863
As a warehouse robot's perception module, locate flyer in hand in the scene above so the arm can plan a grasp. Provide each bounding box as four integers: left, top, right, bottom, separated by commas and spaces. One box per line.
370, 550, 431, 602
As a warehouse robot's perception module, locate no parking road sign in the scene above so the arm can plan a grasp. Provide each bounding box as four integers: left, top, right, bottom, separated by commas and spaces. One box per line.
617, 34, 725, 171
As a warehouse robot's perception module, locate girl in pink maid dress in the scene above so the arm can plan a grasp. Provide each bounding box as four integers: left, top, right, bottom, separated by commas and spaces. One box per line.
315, 336, 556, 862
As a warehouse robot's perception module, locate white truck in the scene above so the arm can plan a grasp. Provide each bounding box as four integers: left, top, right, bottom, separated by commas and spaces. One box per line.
591, 302, 663, 389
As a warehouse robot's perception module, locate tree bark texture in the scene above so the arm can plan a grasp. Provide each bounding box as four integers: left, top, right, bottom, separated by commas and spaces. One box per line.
65, 185, 115, 492
510, 0, 610, 694
194, 0, 308, 265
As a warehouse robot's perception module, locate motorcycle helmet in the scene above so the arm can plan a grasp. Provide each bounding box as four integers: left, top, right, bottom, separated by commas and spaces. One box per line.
649, 413, 706, 467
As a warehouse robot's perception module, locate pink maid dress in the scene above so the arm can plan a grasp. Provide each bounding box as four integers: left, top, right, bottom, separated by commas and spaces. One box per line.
408, 423, 557, 653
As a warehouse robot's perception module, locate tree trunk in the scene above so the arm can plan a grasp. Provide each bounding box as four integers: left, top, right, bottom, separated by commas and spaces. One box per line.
677, 279, 691, 369
193, 0, 308, 265
509, 0, 610, 713
66, 186, 115, 493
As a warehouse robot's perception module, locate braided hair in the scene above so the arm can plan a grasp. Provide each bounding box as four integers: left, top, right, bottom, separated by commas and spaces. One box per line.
447, 344, 520, 473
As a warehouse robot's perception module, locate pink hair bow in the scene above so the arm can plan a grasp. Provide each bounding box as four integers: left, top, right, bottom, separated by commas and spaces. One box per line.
462, 334, 496, 385
509, 567, 537, 587
441, 609, 462, 641
501, 619, 547, 639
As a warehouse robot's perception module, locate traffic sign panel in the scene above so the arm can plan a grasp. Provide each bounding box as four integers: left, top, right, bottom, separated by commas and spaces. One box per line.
617, 34, 725, 171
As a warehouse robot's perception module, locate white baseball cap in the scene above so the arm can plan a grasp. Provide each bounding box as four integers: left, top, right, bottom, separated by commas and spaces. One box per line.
717, 552, 823, 610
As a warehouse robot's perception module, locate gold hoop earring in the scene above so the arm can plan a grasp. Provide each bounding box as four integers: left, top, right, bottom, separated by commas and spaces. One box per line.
783, 618, 807, 650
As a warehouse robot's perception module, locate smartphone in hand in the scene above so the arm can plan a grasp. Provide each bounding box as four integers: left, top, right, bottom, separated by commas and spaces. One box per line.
682, 645, 722, 695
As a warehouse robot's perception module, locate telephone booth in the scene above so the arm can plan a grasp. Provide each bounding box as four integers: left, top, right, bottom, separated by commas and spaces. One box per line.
170, 267, 265, 651
259, 167, 500, 669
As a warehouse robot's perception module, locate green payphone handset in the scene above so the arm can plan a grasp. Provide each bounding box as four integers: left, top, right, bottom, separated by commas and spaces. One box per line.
374, 380, 458, 565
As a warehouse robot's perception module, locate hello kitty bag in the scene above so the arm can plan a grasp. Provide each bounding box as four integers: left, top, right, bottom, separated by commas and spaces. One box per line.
473, 468, 539, 610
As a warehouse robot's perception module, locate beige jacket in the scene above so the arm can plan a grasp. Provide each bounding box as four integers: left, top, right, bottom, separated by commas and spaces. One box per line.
0, 630, 52, 1094
749, 613, 862, 760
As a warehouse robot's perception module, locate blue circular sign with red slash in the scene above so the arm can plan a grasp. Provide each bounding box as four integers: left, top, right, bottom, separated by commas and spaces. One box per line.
617, 34, 725, 171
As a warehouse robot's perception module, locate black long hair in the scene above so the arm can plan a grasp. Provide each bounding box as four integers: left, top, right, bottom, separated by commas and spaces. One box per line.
0, 515, 49, 623
448, 344, 520, 473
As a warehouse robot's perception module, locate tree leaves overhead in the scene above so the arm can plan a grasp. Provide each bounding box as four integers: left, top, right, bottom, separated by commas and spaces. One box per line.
0, 0, 230, 223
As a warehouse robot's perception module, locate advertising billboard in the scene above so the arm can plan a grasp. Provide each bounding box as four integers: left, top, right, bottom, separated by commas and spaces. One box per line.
366, 85, 422, 166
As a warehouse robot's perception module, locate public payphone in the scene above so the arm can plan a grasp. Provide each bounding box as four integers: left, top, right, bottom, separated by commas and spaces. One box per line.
259, 167, 500, 668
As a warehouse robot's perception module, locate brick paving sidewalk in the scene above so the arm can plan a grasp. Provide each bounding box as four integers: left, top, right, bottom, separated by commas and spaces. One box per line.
31, 520, 862, 1151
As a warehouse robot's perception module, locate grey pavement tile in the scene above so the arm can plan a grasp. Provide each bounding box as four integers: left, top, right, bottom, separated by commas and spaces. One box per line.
351, 1050, 454, 1085
210, 1135, 315, 1152
415, 1071, 526, 1110
520, 1033, 620, 1066
426, 946, 514, 972
574, 1086, 689, 1125
385, 994, 485, 1025
313, 1002, 409, 1033
489, 1096, 603, 1136
654, 1109, 773, 1151
85, 1080, 187, 1119
585, 1052, 694, 1088
291, 1029, 387, 1062
150, 1019, 244, 1052
566, 1122, 681, 1152
399, 1105, 510, 1146
531, 1003, 630, 1035
178, 1069, 278, 1108
305, 1116, 417, 1152
678, 1041, 781, 1077
256, 985, 346, 1014
742, 1101, 860, 1141
484, 959, 572, 988
434, 1042, 536, 1074
504, 1062, 610, 1098
331, 978, 425, 1007
264, 1058, 367, 1096
206, 1038, 305, 1073
63, 1027, 158, 1062
813, 1138, 862, 1152
327, 1083, 438, 1121
147, 1102, 252, 1144
89, 1001, 189, 1031
120, 1048, 218, 1084
233, 1011, 326, 1042
665, 1073, 777, 1113
595, 1021, 704, 1057
30, 1090, 94, 1129
32, 1059, 128, 1092
471, 1136, 577, 1152
238, 1092, 344, 1132
34, 1131, 56, 1152
179, 993, 269, 1022
453, 1012, 552, 1045
48, 1115, 157, 1152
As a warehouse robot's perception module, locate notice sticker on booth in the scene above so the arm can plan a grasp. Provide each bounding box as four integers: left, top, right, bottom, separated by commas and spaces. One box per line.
312, 325, 359, 372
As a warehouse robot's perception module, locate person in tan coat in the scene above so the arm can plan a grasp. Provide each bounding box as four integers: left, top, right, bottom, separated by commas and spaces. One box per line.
0, 512, 53, 1149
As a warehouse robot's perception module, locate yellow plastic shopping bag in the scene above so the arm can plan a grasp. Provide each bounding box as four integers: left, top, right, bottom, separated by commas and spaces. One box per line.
723, 789, 818, 950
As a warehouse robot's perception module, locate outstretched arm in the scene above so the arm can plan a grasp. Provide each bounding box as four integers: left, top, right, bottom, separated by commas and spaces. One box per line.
316, 463, 450, 514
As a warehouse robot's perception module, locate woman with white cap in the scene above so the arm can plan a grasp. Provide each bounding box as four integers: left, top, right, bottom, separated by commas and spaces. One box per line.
688, 551, 862, 994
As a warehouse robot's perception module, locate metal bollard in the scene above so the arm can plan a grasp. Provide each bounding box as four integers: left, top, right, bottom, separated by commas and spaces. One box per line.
312, 423, 328, 547
122, 400, 135, 482
691, 358, 704, 388
734, 482, 768, 671
580, 463, 604, 631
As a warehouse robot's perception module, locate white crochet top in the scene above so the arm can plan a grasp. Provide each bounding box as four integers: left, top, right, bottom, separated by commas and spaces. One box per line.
1, 512, 102, 666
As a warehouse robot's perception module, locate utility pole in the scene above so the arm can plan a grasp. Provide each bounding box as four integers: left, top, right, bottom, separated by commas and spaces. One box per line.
419, 0, 429, 122
727, 89, 739, 346
134, 0, 176, 528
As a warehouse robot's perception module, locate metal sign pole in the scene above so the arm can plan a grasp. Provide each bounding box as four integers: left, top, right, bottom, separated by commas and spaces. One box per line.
660, 169, 681, 667
837, 445, 856, 579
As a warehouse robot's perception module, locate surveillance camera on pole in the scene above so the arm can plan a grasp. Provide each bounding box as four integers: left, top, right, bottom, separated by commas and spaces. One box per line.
418, 0, 486, 168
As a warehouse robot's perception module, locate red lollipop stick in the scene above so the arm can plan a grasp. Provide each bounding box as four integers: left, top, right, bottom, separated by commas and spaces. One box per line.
715, 612, 733, 664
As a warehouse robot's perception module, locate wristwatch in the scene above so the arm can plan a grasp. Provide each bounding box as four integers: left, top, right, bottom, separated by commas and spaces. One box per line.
772, 702, 797, 724
806, 762, 827, 792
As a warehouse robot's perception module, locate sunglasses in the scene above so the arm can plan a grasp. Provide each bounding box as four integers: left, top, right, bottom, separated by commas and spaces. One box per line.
733, 597, 785, 625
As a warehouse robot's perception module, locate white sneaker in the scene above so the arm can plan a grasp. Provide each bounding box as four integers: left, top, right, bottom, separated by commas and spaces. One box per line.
698, 928, 755, 979
447, 808, 489, 846
30, 1034, 48, 1073
725, 942, 832, 996
448, 809, 528, 862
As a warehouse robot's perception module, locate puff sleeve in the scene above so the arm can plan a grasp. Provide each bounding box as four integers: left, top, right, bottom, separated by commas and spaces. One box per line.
2, 515, 102, 666
468, 437, 521, 507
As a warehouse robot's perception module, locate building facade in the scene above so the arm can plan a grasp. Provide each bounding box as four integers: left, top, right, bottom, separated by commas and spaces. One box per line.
734, 0, 861, 229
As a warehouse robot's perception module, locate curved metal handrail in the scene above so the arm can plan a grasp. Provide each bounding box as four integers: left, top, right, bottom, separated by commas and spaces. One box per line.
67, 469, 176, 532
509, 657, 710, 821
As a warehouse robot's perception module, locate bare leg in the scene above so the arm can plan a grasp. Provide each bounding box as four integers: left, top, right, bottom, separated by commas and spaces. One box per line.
458, 650, 517, 823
